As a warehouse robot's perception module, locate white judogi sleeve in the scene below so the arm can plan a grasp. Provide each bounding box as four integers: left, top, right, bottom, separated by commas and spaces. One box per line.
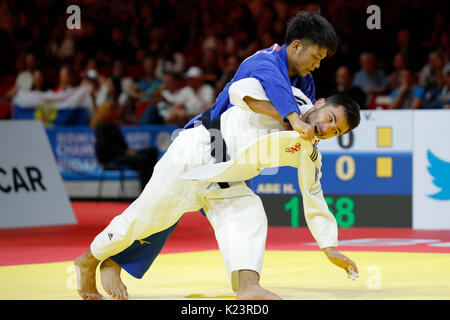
229, 77, 314, 115
297, 141, 338, 249
229, 78, 270, 111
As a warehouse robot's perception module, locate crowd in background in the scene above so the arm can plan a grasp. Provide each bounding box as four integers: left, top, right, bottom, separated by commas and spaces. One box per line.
1, 0, 449, 127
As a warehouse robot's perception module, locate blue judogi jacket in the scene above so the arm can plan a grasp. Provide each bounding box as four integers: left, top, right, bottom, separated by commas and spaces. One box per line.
184, 43, 316, 129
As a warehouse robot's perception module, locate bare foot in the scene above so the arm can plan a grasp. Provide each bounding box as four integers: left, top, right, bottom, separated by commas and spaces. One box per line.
74, 250, 103, 300
100, 258, 128, 300
236, 286, 282, 300
235, 270, 282, 300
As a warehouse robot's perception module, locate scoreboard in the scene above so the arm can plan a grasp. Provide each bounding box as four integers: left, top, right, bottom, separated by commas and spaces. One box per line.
251, 110, 414, 228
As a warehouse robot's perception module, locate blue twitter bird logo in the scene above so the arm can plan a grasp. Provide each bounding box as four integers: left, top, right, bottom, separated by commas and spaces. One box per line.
427, 150, 450, 200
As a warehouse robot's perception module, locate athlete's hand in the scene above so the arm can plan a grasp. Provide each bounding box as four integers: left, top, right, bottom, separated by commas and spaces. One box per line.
322, 247, 359, 280
286, 112, 314, 140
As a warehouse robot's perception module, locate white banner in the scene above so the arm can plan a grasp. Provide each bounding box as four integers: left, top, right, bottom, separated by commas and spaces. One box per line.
0, 120, 77, 228
413, 111, 450, 229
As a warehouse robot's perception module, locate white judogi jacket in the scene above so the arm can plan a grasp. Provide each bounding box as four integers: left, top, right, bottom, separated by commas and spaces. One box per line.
182, 78, 338, 249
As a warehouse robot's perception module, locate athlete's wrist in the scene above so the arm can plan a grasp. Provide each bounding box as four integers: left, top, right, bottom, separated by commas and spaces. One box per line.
322, 247, 337, 255
286, 112, 303, 127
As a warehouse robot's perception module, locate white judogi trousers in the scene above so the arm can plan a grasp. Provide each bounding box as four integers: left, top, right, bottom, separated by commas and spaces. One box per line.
90, 124, 268, 289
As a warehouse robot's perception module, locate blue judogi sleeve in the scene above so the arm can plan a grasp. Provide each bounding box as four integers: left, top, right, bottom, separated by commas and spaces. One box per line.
251, 60, 300, 121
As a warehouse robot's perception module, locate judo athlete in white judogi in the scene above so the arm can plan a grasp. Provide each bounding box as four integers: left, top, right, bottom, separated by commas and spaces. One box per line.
75, 78, 360, 300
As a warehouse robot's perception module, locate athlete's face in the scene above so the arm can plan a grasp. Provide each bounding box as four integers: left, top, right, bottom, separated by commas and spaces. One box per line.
304, 100, 350, 139
288, 40, 327, 77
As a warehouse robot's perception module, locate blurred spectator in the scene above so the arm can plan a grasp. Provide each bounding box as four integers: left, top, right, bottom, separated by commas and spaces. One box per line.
76, 22, 98, 59
202, 48, 222, 81
0, 1, 14, 34
155, 43, 185, 79
90, 77, 122, 129
226, 3, 256, 40
27, 25, 46, 62
54, 65, 73, 93
96, 77, 110, 107
79, 58, 100, 81
80, 69, 99, 89
353, 53, 390, 98
394, 29, 418, 69
388, 69, 424, 109
202, 21, 219, 52
422, 64, 450, 109
388, 52, 409, 91
95, 60, 133, 109
436, 31, 450, 64
255, 2, 276, 34
303, 1, 321, 13
107, 27, 135, 63
135, 4, 153, 42
328, 66, 367, 109
48, 26, 75, 63
259, 32, 277, 50
140, 72, 182, 125
182, 66, 215, 112
80, 68, 100, 113
6, 52, 37, 98
72, 51, 87, 82
135, 48, 148, 65
418, 51, 446, 89
111, 60, 137, 124
420, 12, 446, 51
164, 66, 215, 127
31, 70, 48, 92
129, 56, 162, 101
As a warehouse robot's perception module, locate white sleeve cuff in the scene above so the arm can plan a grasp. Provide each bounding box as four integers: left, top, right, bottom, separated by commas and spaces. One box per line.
228, 78, 269, 111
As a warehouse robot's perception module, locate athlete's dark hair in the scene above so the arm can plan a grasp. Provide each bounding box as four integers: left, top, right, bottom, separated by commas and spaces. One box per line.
324, 94, 361, 133
285, 11, 337, 56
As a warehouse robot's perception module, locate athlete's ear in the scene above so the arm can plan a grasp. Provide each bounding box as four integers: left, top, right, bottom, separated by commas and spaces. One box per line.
313, 98, 326, 109
292, 39, 303, 53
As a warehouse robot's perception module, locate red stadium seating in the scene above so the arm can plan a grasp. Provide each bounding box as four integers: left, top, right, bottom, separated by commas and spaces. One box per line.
0, 102, 11, 119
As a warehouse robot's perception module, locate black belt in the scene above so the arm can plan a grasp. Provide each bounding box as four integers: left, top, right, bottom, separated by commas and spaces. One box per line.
199, 109, 230, 189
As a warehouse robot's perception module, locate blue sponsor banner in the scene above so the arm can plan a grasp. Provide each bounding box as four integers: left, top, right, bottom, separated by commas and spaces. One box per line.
13, 106, 90, 126
45, 125, 178, 181
251, 152, 412, 195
